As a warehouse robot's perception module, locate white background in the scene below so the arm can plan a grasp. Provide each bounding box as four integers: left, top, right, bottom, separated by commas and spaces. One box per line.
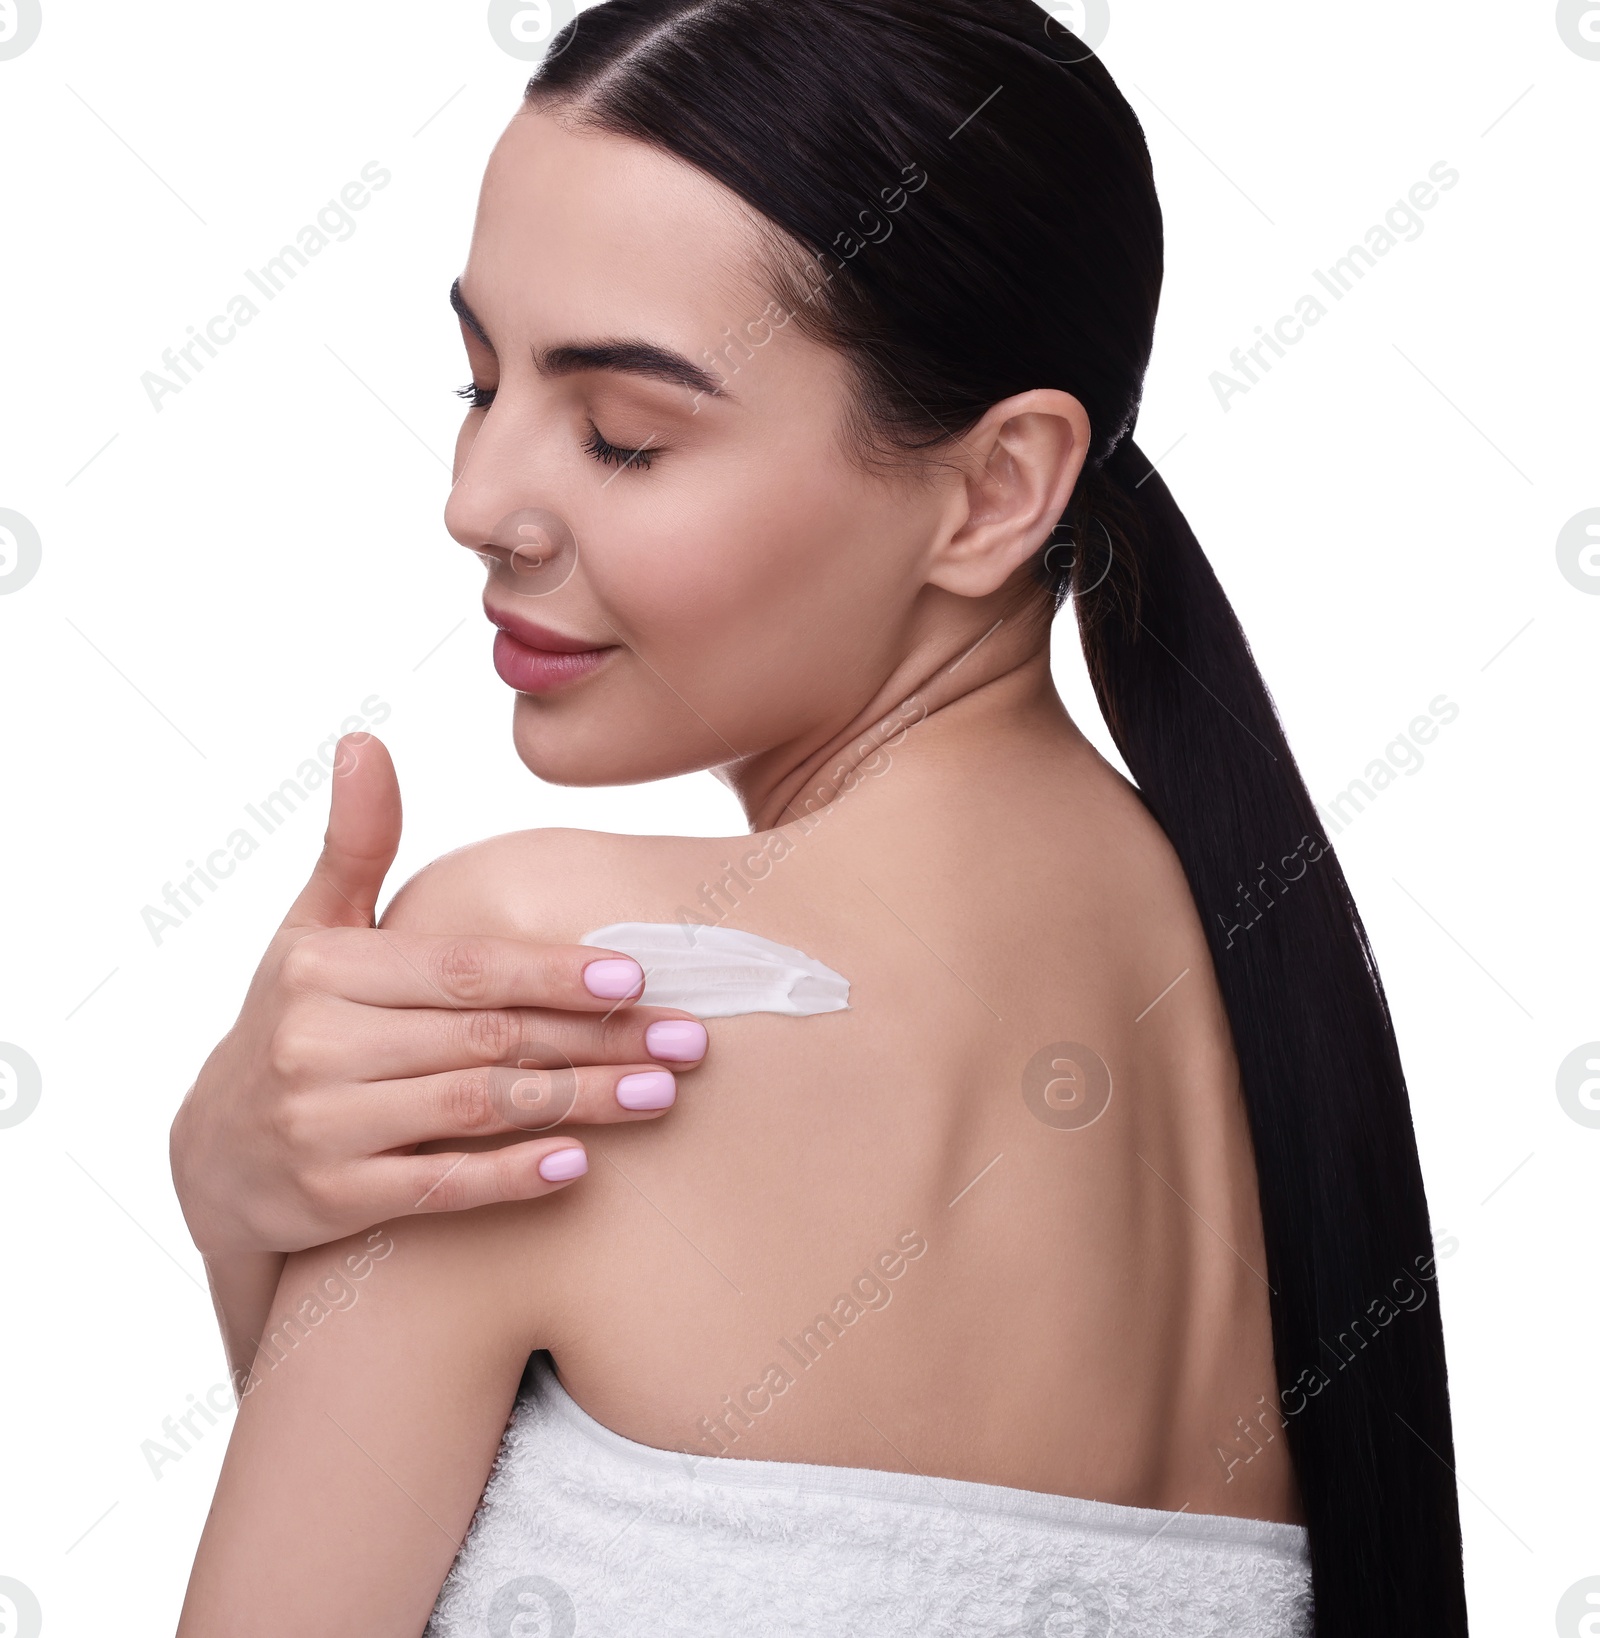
1, 1, 1595, 1632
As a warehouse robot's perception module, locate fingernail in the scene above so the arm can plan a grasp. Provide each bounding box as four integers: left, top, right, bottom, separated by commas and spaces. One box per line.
538, 1147, 588, 1183
645, 1020, 707, 1062
584, 958, 644, 1000
616, 1071, 677, 1111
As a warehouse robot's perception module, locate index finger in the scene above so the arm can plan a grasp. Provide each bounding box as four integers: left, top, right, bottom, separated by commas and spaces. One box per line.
283, 926, 648, 1014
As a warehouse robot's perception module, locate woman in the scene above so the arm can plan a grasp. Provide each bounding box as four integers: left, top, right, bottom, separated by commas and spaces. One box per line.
174, 2, 1467, 1632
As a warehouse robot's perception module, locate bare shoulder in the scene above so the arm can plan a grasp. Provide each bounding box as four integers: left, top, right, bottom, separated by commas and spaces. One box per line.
379, 826, 732, 942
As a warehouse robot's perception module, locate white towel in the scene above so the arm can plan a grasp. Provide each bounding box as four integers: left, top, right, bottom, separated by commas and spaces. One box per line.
426, 1352, 1313, 1638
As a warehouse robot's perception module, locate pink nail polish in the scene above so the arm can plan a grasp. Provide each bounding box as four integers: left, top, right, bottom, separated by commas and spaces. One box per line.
538, 1148, 588, 1183
617, 1071, 677, 1111
584, 958, 644, 999
645, 1020, 708, 1062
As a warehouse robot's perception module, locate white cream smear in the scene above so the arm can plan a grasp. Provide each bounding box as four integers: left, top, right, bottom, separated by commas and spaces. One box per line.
579, 923, 850, 1019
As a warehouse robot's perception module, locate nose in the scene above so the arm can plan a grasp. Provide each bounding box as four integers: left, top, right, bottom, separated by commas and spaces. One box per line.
446, 405, 580, 598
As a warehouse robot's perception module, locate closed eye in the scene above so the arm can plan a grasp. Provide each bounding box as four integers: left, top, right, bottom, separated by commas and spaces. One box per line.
583, 422, 660, 472
453, 383, 660, 471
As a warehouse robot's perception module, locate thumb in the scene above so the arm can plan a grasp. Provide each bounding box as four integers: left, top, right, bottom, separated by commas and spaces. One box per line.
282, 733, 402, 931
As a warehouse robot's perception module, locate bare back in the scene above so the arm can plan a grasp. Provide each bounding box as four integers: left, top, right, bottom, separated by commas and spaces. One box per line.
394, 688, 1300, 1527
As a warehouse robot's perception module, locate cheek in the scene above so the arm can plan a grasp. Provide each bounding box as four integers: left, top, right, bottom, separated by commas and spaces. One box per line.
589, 466, 898, 684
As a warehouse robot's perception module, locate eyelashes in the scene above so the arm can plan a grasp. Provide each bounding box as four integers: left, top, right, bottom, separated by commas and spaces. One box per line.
582, 423, 658, 472
454, 383, 659, 472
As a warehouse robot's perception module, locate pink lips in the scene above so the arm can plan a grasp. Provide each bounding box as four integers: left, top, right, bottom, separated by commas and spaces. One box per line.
485, 604, 617, 694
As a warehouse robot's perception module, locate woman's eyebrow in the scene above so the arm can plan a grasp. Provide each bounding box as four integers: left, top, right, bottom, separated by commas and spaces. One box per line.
540, 341, 728, 401
449, 279, 729, 402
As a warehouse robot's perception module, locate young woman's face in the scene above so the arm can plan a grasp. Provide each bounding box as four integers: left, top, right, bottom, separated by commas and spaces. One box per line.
446, 106, 954, 790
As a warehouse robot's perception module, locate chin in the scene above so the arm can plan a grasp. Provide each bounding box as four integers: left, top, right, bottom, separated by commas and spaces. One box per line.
510, 702, 721, 789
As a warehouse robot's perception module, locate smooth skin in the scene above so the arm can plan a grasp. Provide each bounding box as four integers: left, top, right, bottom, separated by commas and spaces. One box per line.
179, 104, 1299, 1635
169, 733, 713, 1388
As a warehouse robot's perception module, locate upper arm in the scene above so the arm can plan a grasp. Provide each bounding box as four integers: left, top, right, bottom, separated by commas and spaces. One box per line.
179, 1206, 548, 1637
181, 829, 698, 1631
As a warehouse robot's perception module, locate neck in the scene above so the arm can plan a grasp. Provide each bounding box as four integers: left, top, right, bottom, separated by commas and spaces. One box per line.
721, 603, 1084, 834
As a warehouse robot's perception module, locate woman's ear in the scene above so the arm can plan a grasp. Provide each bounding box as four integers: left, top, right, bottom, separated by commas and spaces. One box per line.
924, 389, 1092, 599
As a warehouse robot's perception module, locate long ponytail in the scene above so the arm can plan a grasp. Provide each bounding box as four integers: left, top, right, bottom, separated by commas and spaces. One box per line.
532, 2, 1469, 1629
1065, 437, 1467, 1633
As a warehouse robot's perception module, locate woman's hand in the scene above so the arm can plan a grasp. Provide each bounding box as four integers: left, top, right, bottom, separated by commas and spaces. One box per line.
169, 734, 708, 1379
